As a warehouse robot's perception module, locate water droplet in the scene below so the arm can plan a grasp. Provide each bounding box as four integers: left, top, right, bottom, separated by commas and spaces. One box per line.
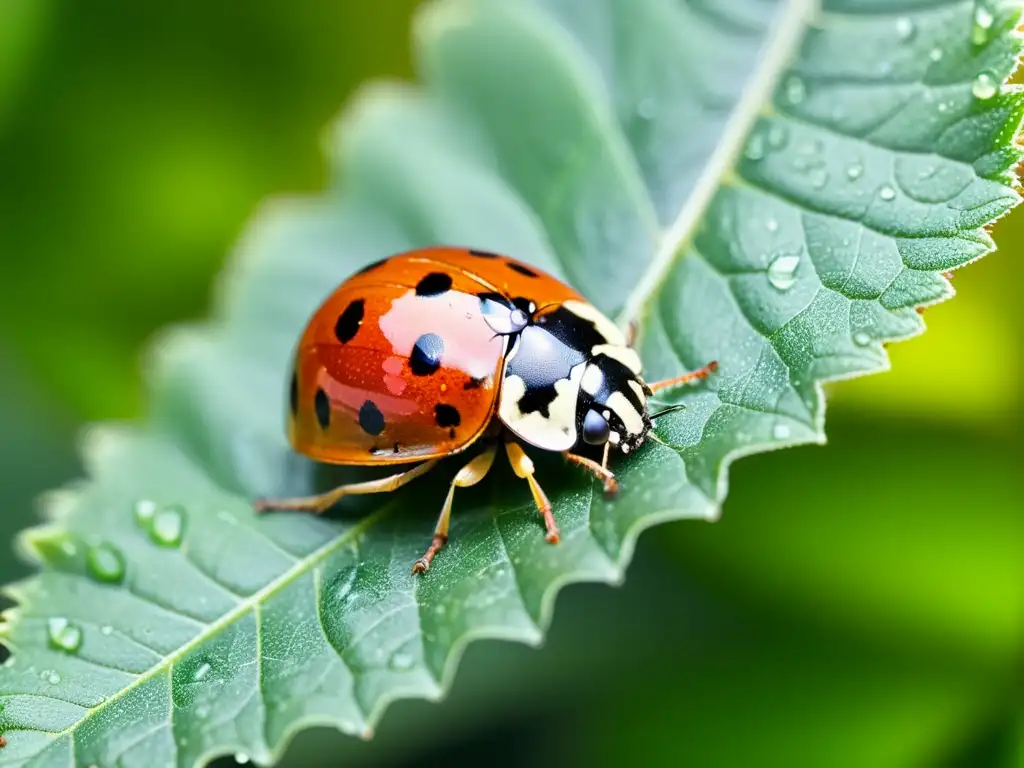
972, 71, 998, 100
47, 617, 82, 653
773, 424, 792, 440
895, 17, 915, 41
235, 755, 251, 765
767, 254, 801, 291
879, 185, 896, 201
799, 139, 822, 155
637, 98, 657, 120
846, 163, 864, 180
388, 652, 415, 671
85, 543, 126, 584
193, 662, 213, 682
938, 101, 949, 113
766, 124, 788, 149
809, 168, 829, 189
100, 625, 113, 636
784, 76, 806, 105
972, 5, 994, 45
40, 669, 62, 685
929, 47, 944, 62
330, 566, 358, 604
150, 506, 184, 548
854, 332, 872, 346
877, 61, 893, 77
133, 499, 157, 528
744, 133, 766, 161
59, 539, 78, 557
765, 217, 779, 232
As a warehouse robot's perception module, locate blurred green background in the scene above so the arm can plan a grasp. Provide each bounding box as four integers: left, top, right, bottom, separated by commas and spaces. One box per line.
0, 3, 1021, 767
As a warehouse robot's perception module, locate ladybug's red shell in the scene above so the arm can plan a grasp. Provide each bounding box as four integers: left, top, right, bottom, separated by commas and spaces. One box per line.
287, 247, 586, 466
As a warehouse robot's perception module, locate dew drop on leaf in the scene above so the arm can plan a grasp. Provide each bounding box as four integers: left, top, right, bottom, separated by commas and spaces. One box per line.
895, 17, 915, 41
39, 669, 61, 685
973, 5, 994, 44
784, 76, 806, 105
846, 163, 864, 180
766, 124, 788, 149
149, 506, 185, 547
193, 662, 213, 682
930, 47, 944, 62
133, 499, 158, 529
744, 133, 765, 161
765, 217, 779, 232
809, 168, 829, 189
972, 71, 998, 100
879, 185, 896, 201
100, 625, 113, 636
767, 254, 801, 291
235, 754, 251, 765
854, 332, 871, 346
772, 424, 791, 440
47, 617, 82, 654
388, 652, 415, 671
85, 543, 126, 584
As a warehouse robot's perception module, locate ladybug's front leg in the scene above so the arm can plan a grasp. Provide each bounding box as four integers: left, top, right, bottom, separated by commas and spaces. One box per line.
646, 360, 719, 395
563, 452, 619, 497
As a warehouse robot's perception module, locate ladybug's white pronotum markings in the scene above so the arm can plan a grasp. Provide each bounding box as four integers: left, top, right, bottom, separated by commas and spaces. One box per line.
255, 247, 717, 573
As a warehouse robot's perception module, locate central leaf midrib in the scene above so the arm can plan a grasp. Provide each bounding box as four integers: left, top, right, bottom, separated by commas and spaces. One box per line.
616, 0, 818, 330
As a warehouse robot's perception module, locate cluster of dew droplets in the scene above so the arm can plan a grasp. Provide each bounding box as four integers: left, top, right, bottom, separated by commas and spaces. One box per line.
35, 500, 188, 665
970, 5, 1000, 100
134, 498, 186, 548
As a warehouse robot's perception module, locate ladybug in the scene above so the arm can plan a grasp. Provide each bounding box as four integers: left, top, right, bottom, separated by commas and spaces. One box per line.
255, 247, 717, 573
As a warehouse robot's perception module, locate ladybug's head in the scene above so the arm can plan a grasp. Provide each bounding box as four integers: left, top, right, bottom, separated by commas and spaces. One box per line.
573, 355, 652, 458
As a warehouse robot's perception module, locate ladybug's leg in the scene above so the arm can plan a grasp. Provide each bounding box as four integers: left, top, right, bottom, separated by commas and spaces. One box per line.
504, 439, 559, 544
563, 452, 619, 496
412, 444, 498, 574
254, 459, 440, 515
647, 360, 719, 395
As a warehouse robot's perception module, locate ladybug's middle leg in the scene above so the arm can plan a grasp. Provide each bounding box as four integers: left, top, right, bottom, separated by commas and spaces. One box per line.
254, 459, 440, 515
412, 443, 499, 574
504, 439, 559, 545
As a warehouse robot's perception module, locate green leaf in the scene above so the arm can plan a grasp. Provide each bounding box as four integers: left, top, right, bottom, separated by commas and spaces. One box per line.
2, 0, 1022, 765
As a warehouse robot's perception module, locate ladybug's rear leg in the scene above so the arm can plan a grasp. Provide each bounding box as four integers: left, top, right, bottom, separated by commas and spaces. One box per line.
412, 444, 498, 574
504, 439, 559, 544
254, 459, 440, 515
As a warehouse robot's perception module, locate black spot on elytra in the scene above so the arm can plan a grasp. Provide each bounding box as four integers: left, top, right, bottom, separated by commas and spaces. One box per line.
289, 370, 298, 415
355, 257, 388, 275
358, 400, 386, 436
518, 384, 559, 418
448, 428, 456, 439
334, 299, 364, 343
410, 333, 444, 376
416, 272, 453, 296
464, 376, 486, 390
393, 442, 401, 454
507, 261, 539, 278
314, 388, 331, 429
434, 404, 461, 428
469, 249, 500, 258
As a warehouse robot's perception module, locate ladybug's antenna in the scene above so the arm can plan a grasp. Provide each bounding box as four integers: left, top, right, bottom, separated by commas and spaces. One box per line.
647, 431, 669, 447
650, 403, 687, 421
